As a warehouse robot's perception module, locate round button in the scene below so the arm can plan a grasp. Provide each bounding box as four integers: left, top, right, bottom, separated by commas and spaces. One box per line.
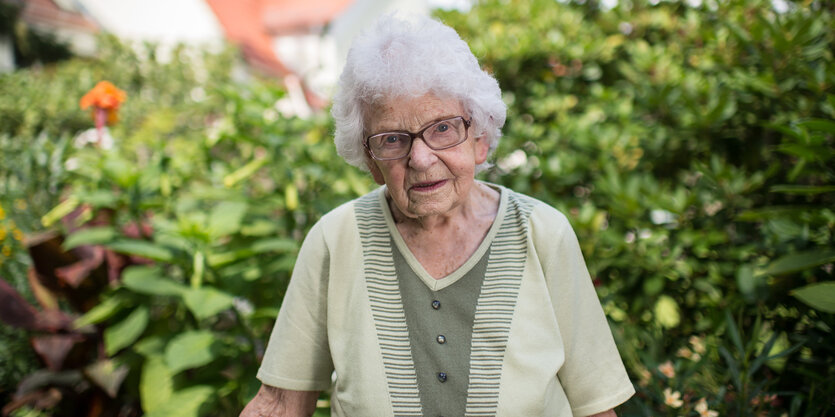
437, 372, 447, 382
436, 335, 446, 344
432, 300, 441, 310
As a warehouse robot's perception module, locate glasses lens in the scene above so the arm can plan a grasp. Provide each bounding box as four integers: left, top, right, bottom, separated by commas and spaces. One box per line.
368, 133, 411, 159
424, 118, 466, 149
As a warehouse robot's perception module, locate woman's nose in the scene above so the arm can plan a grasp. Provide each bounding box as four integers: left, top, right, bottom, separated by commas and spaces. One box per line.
408, 137, 438, 169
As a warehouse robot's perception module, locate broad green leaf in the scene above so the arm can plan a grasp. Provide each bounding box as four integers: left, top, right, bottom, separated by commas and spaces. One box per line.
164, 330, 217, 374
84, 359, 129, 398
763, 249, 835, 276
107, 239, 175, 262
183, 287, 235, 320
63, 227, 118, 250
241, 220, 278, 236
252, 238, 298, 253
798, 118, 835, 133
122, 266, 187, 296
791, 282, 835, 313
206, 249, 254, 267
144, 385, 213, 417
105, 306, 149, 355
134, 336, 166, 357
73, 294, 129, 328
140, 355, 173, 413
208, 201, 248, 237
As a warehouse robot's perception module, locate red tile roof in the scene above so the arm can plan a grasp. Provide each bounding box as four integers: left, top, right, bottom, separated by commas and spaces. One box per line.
20, 0, 99, 33
206, 0, 352, 109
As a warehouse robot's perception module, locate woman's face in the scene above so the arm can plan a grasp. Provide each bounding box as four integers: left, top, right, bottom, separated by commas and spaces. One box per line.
366, 94, 489, 220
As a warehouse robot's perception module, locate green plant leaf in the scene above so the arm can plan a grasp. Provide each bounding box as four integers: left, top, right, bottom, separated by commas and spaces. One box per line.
144, 385, 213, 417
791, 282, 835, 313
252, 238, 298, 253
763, 249, 835, 276
122, 266, 187, 296
769, 185, 835, 195
653, 295, 680, 328
107, 239, 175, 262
182, 287, 235, 320
105, 306, 149, 355
164, 330, 217, 374
140, 355, 174, 413
62, 227, 118, 249
208, 201, 248, 237
73, 294, 129, 328
798, 118, 835, 133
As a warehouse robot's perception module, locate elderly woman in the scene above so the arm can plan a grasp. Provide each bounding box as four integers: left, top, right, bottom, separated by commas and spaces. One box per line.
241, 14, 634, 417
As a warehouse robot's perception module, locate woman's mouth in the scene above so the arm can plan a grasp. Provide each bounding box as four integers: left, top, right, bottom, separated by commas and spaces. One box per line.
410, 180, 447, 192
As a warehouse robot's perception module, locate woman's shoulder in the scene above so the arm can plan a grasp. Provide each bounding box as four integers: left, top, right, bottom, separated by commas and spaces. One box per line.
310, 186, 384, 234
490, 186, 575, 244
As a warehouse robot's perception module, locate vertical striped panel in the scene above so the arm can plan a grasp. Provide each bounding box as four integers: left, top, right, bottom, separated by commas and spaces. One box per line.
465, 192, 535, 416
354, 192, 422, 417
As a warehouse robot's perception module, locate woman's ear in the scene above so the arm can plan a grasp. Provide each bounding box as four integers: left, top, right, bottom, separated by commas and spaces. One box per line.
366, 158, 386, 185
473, 133, 490, 165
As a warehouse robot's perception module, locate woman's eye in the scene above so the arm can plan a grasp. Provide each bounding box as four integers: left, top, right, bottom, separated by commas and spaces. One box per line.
435, 123, 450, 133
384, 135, 402, 144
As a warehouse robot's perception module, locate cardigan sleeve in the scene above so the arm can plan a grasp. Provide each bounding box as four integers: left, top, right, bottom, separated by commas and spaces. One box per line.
530, 204, 635, 415
256, 220, 334, 391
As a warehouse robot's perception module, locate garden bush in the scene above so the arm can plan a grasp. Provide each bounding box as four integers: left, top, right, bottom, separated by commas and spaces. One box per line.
0, 0, 833, 416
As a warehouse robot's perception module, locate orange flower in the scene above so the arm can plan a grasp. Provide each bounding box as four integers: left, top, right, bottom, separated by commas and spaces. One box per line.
80, 81, 127, 125
80, 81, 126, 110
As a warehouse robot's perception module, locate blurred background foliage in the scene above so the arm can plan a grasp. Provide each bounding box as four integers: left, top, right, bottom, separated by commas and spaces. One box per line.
0, 0, 833, 416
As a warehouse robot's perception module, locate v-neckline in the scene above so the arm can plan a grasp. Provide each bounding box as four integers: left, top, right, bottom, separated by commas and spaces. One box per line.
377, 182, 507, 292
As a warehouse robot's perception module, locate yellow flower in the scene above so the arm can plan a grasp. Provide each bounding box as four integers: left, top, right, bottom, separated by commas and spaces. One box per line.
658, 360, 676, 378
13, 229, 23, 241
0, 204, 5, 220
663, 388, 683, 408
2, 245, 11, 257
0, 227, 6, 241
14, 199, 26, 210
695, 398, 718, 417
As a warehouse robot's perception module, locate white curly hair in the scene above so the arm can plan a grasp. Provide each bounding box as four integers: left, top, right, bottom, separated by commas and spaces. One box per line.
331, 13, 507, 172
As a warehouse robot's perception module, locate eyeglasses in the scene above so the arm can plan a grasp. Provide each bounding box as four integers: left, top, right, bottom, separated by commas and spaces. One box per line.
364, 116, 471, 161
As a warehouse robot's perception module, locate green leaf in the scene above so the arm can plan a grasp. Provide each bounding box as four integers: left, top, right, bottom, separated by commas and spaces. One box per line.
122, 266, 187, 296
141, 355, 174, 413
134, 336, 166, 357
144, 385, 213, 417
105, 306, 149, 355
252, 238, 298, 253
63, 227, 118, 250
653, 295, 680, 328
763, 249, 835, 276
769, 185, 835, 195
74, 294, 129, 328
791, 282, 835, 313
164, 330, 217, 374
107, 239, 175, 262
182, 287, 235, 320
208, 201, 248, 237
798, 118, 835, 133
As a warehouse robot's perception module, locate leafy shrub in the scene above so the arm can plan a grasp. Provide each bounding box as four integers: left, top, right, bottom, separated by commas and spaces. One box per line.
439, 0, 834, 414
1, 0, 833, 416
